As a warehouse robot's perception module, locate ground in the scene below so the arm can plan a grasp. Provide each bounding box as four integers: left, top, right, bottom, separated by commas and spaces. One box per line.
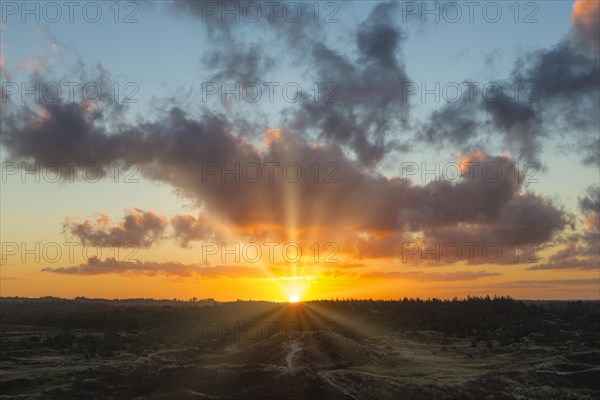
1, 298, 598, 399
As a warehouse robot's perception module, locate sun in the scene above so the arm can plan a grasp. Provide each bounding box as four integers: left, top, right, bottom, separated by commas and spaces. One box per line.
288, 295, 300, 303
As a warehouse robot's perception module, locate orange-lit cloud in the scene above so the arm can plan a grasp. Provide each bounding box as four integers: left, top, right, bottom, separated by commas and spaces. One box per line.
572, 0, 600, 50
476, 278, 599, 289
64, 209, 167, 248
528, 185, 599, 271
171, 212, 214, 247
42, 258, 269, 278
361, 270, 500, 282
263, 128, 282, 148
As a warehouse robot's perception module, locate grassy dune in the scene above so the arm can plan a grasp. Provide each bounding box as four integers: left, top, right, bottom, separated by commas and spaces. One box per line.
1, 297, 598, 399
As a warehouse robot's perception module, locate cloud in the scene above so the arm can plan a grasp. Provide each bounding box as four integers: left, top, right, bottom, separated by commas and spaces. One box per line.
362, 270, 500, 282
171, 1, 410, 166
580, 184, 600, 218
171, 212, 215, 247
169, 0, 321, 95
64, 208, 167, 248
353, 152, 566, 262
270, 261, 366, 270
528, 185, 599, 271
571, 0, 600, 51
420, 3, 599, 165
205, 42, 274, 83
42, 257, 269, 278
487, 278, 599, 289
1, 94, 567, 262
285, 2, 410, 166
170, 0, 327, 44
0, 51, 9, 93
527, 258, 598, 271
421, 99, 482, 148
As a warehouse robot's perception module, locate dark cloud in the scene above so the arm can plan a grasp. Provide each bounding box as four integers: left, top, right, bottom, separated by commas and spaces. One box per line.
205, 43, 274, 83
170, 0, 324, 84
583, 138, 600, 167
171, 212, 215, 247
285, 2, 410, 166
356, 3, 404, 70
527, 185, 599, 271
170, 0, 327, 43
420, 12, 599, 164
421, 99, 482, 147
512, 42, 600, 158
171, 1, 411, 166
64, 209, 167, 248
580, 184, 600, 216
351, 153, 566, 263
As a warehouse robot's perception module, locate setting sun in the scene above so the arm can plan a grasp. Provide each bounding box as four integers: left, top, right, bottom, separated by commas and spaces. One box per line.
288, 295, 300, 303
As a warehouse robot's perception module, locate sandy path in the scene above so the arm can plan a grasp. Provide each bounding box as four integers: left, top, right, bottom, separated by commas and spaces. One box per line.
286, 340, 303, 368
